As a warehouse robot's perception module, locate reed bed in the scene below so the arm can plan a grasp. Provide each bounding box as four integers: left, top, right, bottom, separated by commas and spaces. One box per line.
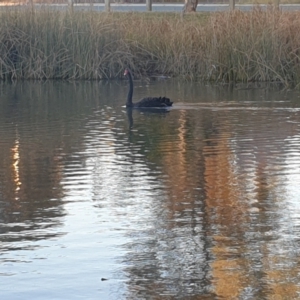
1, 8, 300, 84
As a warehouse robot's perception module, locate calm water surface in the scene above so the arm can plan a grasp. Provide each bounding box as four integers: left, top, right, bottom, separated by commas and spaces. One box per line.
1, 80, 300, 299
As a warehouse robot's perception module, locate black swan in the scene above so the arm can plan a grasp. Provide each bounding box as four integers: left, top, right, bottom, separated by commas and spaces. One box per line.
124, 68, 173, 108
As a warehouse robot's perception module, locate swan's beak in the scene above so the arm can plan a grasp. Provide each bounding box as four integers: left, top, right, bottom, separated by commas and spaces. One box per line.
124, 69, 128, 76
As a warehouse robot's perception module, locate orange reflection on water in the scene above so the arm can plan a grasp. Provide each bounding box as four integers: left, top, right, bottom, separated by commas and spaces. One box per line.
11, 136, 22, 200
203, 127, 249, 298
202, 116, 300, 299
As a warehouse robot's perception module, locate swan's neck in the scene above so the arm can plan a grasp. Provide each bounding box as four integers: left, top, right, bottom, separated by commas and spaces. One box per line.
126, 71, 134, 107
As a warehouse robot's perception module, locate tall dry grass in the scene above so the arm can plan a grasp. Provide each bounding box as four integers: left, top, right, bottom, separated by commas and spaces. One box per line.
1, 8, 300, 84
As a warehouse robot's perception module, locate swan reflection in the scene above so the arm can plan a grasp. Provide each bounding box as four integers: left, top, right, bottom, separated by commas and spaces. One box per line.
126, 107, 171, 129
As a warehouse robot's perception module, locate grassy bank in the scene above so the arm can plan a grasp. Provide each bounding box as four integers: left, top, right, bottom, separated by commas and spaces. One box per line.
0, 8, 300, 84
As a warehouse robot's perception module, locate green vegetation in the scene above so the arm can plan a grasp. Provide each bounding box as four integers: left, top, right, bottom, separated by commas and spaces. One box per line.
0, 8, 300, 85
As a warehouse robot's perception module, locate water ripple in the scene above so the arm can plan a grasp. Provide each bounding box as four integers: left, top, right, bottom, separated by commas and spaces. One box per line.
1, 82, 300, 299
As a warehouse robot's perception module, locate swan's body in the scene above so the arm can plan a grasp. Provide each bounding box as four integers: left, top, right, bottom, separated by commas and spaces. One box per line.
124, 68, 173, 108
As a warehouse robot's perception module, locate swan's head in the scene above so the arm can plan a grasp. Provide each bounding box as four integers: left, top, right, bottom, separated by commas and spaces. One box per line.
124, 68, 130, 76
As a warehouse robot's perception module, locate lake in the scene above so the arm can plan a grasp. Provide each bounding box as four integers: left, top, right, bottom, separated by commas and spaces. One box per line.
1, 79, 300, 299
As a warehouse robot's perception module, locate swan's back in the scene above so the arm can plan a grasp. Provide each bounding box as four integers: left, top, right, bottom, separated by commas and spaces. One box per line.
134, 96, 173, 108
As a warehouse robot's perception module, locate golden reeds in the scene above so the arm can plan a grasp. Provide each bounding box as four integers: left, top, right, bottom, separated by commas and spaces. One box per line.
0, 8, 300, 84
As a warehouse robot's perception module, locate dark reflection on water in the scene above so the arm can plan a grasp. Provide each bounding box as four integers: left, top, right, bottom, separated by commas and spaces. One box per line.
0, 80, 300, 299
